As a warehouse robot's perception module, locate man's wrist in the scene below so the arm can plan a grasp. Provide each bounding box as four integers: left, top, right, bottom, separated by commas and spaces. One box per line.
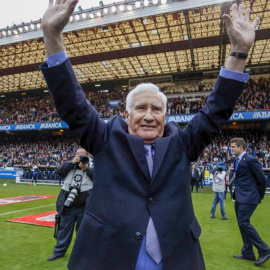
45, 50, 67, 67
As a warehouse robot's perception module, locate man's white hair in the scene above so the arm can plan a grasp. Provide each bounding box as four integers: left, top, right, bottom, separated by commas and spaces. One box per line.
126, 83, 167, 113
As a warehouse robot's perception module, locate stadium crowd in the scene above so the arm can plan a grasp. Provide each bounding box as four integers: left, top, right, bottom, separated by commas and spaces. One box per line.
1, 129, 270, 171
197, 128, 270, 169
0, 76, 269, 185
0, 136, 79, 168
0, 76, 269, 124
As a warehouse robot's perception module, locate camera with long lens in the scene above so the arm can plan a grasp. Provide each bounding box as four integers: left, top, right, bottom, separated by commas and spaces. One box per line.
64, 186, 79, 207
79, 155, 89, 164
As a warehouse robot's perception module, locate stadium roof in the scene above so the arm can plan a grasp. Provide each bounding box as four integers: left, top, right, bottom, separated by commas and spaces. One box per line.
0, 0, 269, 93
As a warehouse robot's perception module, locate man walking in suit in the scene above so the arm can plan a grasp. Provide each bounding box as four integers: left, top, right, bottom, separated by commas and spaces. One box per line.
230, 138, 270, 266
40, 1, 259, 269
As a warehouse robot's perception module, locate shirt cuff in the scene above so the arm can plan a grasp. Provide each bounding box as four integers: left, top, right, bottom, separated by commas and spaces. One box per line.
219, 66, 249, 83
45, 50, 67, 67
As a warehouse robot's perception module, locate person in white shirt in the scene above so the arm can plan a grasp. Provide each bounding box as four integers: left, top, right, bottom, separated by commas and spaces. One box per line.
210, 167, 229, 220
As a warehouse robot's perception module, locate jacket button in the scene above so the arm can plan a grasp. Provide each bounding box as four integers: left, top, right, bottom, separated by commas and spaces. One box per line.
134, 232, 142, 240
149, 197, 154, 204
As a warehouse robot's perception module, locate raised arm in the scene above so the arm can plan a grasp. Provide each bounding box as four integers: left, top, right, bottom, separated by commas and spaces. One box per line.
41, 0, 79, 56
222, 3, 260, 72
181, 4, 260, 161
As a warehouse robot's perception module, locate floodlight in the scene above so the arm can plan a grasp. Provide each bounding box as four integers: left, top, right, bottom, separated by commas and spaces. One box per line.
161, 0, 167, 4
96, 11, 102, 17
111, 6, 117, 12
153, 0, 158, 4
135, 1, 141, 8
30, 24, 35, 29
75, 14, 80, 21
82, 13, 87, 18
103, 8, 109, 14
89, 13, 95, 18
127, 5, 133, 11
119, 5, 125, 11
144, 0, 149, 6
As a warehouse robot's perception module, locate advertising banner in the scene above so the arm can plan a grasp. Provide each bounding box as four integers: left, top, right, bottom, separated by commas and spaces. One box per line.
1, 111, 269, 132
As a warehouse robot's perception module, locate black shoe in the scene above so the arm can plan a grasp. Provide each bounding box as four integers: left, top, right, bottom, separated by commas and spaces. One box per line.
221, 217, 229, 220
254, 252, 270, 266
233, 254, 256, 261
47, 254, 63, 261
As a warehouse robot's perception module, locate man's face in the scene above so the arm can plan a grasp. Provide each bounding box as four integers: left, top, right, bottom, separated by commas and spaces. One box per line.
124, 91, 167, 144
230, 142, 243, 157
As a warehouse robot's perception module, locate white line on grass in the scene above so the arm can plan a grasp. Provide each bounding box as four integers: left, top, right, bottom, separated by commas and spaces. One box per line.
0, 204, 55, 216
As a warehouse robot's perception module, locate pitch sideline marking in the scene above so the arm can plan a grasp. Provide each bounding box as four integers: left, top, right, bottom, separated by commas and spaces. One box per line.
0, 204, 55, 216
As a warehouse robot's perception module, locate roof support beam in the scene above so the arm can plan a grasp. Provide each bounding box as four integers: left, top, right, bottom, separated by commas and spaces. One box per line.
184, 10, 195, 71
0, 28, 269, 76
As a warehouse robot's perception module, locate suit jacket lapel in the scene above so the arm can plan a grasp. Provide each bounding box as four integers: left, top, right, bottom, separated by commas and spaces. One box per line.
152, 136, 170, 180
126, 133, 151, 181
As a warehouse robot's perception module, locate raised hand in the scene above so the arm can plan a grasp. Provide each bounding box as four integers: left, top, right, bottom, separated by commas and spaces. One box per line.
72, 155, 80, 164
42, 0, 79, 56
222, 3, 260, 53
42, 0, 78, 33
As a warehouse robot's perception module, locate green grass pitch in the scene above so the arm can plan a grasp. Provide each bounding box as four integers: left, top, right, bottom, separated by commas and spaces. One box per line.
0, 179, 269, 270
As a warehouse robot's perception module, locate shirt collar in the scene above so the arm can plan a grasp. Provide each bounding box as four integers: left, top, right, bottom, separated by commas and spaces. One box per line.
237, 151, 246, 162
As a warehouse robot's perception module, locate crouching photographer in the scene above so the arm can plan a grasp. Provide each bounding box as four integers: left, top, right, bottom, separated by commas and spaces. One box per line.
47, 148, 93, 261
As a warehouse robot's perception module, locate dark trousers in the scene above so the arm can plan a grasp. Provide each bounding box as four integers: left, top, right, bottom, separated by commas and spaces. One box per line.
198, 179, 203, 188
32, 173, 37, 184
224, 184, 234, 200
190, 179, 198, 192
53, 207, 85, 257
235, 202, 270, 258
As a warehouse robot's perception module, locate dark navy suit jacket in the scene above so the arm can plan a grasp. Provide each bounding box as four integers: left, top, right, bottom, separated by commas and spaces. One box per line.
41, 59, 246, 270
234, 153, 266, 204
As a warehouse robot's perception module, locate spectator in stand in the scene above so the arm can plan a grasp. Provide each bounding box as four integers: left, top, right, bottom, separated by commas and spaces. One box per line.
0, 75, 269, 124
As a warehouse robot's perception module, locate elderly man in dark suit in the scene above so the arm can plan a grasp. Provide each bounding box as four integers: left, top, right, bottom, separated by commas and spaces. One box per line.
230, 137, 270, 266
40, 1, 259, 269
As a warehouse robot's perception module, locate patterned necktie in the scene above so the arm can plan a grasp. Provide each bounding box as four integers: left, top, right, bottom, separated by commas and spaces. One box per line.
144, 144, 162, 264
144, 144, 154, 178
